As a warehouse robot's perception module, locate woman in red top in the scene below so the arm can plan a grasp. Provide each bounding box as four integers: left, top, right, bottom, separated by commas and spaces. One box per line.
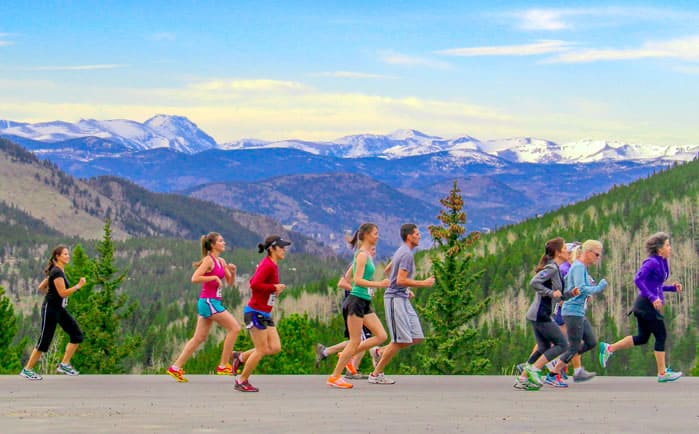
232, 235, 290, 392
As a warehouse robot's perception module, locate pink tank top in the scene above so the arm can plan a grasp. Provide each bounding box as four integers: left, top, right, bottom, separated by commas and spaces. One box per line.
199, 256, 225, 299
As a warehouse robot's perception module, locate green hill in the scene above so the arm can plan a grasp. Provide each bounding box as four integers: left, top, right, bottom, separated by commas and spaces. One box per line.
467, 158, 699, 375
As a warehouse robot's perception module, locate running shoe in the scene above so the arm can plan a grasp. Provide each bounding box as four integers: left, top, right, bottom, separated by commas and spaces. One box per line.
573, 368, 596, 382
315, 343, 327, 368
19, 368, 43, 380
657, 368, 682, 383
368, 373, 395, 384
524, 364, 543, 386
327, 375, 353, 389
370, 346, 382, 368
230, 351, 243, 375
544, 373, 568, 388
56, 363, 79, 376
216, 364, 233, 375
599, 342, 612, 368
234, 378, 259, 392
166, 366, 188, 383
345, 359, 358, 376
344, 372, 366, 380
513, 377, 540, 391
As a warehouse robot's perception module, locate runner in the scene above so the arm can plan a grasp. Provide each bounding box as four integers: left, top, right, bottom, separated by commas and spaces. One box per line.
599, 232, 683, 382
326, 223, 389, 389
549, 240, 608, 383
231, 235, 291, 392
514, 237, 574, 390
315, 252, 383, 379
19, 245, 87, 380
167, 232, 240, 382
368, 224, 434, 384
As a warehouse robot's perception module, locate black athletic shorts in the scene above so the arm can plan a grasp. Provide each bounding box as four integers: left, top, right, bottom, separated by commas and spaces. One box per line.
342, 294, 373, 318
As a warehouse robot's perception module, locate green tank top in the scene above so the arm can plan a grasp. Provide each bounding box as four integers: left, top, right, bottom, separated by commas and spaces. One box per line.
350, 250, 375, 301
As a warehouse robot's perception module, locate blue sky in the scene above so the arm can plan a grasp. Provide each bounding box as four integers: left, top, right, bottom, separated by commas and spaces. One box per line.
1, 1, 698, 145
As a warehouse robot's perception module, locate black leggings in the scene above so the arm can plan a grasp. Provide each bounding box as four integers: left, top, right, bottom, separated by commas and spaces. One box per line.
632, 314, 667, 352
36, 302, 83, 352
527, 320, 568, 364
559, 316, 596, 364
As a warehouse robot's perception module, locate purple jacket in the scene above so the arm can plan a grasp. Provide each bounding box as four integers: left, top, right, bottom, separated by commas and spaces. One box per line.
634, 255, 677, 304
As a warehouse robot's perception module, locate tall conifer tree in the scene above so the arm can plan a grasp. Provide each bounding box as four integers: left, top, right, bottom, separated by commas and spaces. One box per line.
417, 181, 493, 374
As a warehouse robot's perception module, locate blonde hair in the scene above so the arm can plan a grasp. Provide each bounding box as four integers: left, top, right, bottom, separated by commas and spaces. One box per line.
582, 240, 603, 253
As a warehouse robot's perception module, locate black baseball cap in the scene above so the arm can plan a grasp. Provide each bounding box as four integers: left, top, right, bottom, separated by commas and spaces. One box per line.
268, 236, 291, 248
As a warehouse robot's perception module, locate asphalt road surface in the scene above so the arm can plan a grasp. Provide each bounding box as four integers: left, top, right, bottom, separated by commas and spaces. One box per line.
2, 375, 698, 433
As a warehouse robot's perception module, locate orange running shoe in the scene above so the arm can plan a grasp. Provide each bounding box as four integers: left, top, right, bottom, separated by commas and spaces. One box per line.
338, 352, 358, 375
327, 375, 353, 389
166, 366, 188, 383
216, 364, 233, 375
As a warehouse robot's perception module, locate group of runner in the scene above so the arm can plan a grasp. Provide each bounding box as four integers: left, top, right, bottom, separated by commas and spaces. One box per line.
18, 228, 684, 391
515, 232, 684, 391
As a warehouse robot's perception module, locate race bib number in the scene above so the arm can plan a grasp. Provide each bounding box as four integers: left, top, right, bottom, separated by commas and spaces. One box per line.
267, 293, 276, 307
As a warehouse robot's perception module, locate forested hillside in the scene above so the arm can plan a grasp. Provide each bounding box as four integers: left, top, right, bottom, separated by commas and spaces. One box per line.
3, 152, 697, 377
468, 159, 699, 375
0, 138, 326, 254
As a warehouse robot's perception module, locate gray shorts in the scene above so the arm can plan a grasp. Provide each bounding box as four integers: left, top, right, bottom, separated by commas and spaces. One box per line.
385, 296, 424, 343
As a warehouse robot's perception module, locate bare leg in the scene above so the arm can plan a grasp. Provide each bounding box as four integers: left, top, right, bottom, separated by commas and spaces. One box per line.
654, 351, 666, 375
239, 327, 281, 382
372, 341, 416, 375
608, 336, 634, 353
61, 343, 79, 365
25, 348, 44, 370
211, 311, 241, 366
173, 316, 213, 368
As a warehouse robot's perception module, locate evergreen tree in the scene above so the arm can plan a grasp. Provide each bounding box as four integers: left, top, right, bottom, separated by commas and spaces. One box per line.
0, 286, 24, 373
417, 180, 494, 374
67, 220, 142, 373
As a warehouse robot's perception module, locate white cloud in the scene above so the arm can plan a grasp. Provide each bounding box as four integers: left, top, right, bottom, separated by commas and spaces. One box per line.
380, 51, 450, 69
437, 40, 571, 57
188, 79, 308, 92
311, 71, 398, 80
0, 32, 14, 46
548, 35, 699, 63
518, 9, 570, 31
30, 64, 128, 71
510, 6, 699, 32
0, 77, 511, 142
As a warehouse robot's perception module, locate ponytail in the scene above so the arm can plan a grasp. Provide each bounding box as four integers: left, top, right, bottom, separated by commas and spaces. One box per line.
345, 223, 377, 249
44, 245, 68, 275
193, 232, 220, 268
534, 237, 564, 272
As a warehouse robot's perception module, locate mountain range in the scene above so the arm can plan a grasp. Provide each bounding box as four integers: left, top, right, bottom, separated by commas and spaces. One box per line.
2, 115, 697, 252
2, 116, 697, 164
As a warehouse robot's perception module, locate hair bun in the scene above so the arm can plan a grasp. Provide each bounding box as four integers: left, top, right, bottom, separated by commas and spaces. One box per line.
257, 243, 265, 253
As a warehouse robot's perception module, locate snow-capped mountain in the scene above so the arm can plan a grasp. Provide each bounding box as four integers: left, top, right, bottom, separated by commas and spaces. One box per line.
2, 115, 698, 163
0, 115, 217, 154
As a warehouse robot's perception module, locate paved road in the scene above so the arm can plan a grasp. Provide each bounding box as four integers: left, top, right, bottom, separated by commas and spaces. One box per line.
2, 375, 698, 433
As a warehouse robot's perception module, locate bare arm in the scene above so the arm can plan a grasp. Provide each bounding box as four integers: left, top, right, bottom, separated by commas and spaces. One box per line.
55, 276, 86, 298
353, 252, 389, 288
191, 256, 221, 286
220, 257, 236, 286
395, 268, 435, 289
38, 277, 49, 294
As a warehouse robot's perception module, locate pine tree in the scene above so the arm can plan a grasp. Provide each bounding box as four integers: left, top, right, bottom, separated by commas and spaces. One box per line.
417, 180, 494, 374
67, 220, 141, 373
0, 286, 24, 373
